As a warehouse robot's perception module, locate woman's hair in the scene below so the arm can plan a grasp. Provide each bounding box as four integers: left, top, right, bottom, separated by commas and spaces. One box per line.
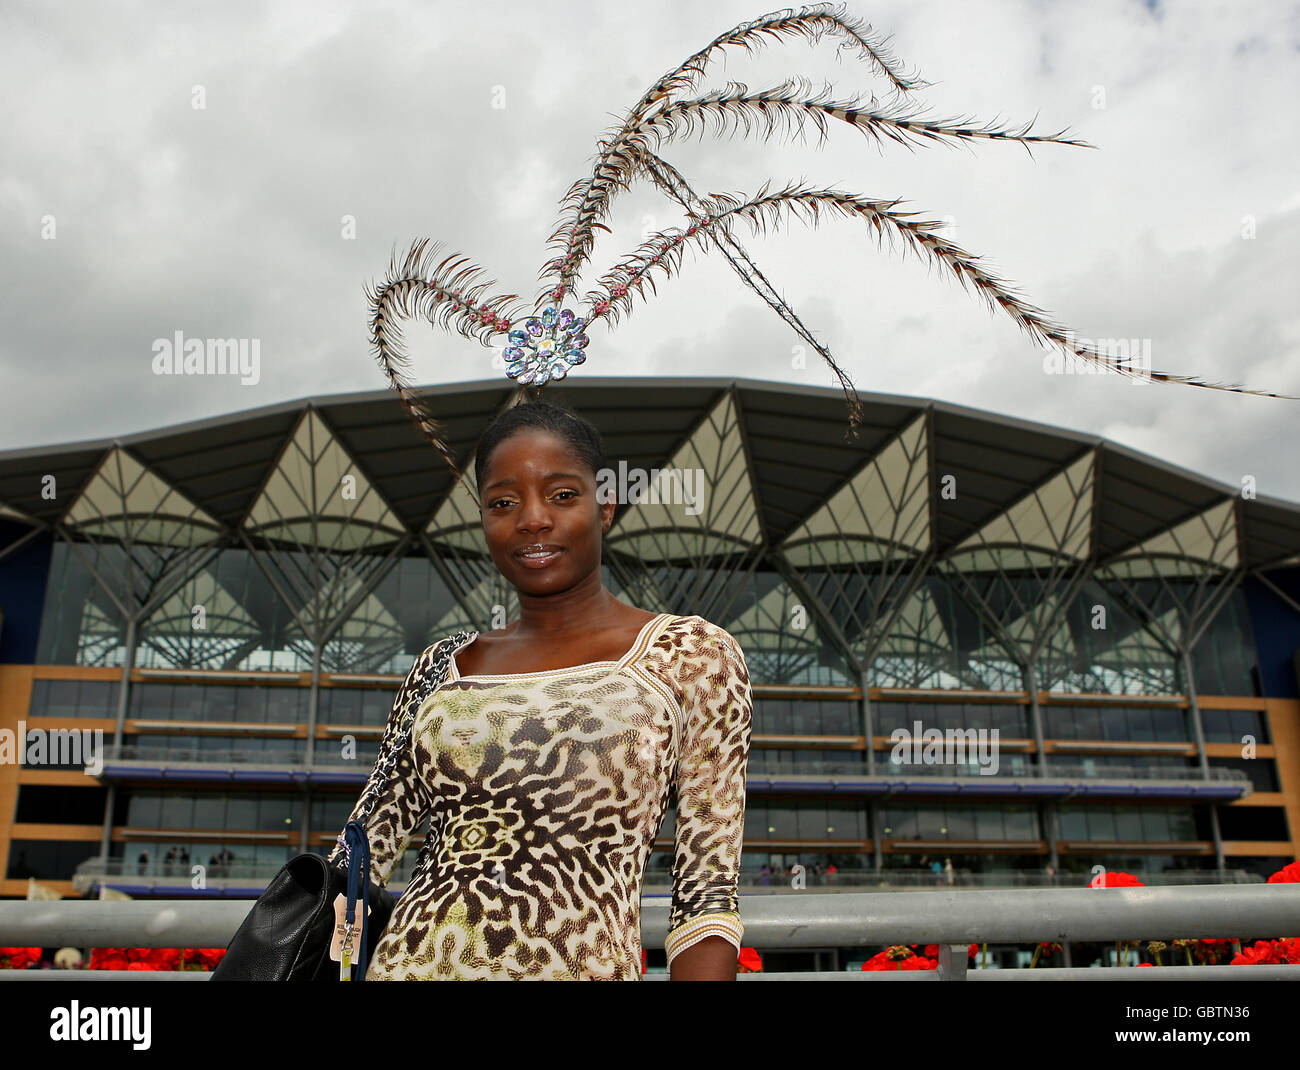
473, 398, 608, 500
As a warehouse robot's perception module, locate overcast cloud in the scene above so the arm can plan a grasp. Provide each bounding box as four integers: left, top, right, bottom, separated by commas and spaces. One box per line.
1, 0, 1297, 503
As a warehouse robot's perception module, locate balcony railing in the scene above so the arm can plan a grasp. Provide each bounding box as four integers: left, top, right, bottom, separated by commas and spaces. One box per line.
98, 746, 1249, 784
69, 857, 1264, 897
3, 885, 1297, 980
753, 759, 1248, 781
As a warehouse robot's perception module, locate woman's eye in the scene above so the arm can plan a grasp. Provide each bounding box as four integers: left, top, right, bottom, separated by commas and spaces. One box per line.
553, 489, 577, 501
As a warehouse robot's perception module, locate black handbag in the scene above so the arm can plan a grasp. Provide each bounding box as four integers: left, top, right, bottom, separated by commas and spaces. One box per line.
211, 820, 394, 981
211, 632, 473, 981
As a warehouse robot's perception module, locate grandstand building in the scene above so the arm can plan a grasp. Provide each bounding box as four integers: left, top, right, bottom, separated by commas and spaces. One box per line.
2, 378, 1298, 915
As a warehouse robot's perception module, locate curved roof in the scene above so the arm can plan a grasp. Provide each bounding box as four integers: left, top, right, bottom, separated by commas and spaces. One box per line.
1, 376, 1298, 570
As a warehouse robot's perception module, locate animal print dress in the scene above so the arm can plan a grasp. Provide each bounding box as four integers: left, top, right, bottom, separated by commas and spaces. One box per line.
328, 613, 752, 980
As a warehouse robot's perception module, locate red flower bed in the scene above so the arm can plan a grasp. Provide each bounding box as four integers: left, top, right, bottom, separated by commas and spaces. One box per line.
861, 947, 937, 971
1267, 860, 1300, 884
1229, 938, 1300, 966
0, 947, 42, 970
86, 947, 226, 971
1088, 871, 1145, 888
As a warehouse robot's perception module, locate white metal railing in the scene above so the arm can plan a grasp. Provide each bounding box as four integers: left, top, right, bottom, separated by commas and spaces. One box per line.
3, 885, 1297, 980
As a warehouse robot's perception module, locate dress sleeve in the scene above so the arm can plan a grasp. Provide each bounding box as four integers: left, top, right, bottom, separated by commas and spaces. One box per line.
326, 641, 443, 887
664, 621, 753, 969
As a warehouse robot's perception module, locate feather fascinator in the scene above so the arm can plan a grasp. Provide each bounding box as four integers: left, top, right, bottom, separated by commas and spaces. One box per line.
365, 3, 1297, 477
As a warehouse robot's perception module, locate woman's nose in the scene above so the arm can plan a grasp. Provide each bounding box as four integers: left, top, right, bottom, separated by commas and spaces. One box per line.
515, 496, 553, 531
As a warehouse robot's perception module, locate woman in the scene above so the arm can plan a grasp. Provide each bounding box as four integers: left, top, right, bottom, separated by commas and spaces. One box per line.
329, 399, 752, 980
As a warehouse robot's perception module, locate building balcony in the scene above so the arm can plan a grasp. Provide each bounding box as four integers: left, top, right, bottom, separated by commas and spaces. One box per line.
69, 856, 1265, 900
89, 746, 1253, 800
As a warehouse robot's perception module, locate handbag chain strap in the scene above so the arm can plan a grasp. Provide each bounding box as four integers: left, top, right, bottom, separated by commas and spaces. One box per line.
335, 630, 475, 872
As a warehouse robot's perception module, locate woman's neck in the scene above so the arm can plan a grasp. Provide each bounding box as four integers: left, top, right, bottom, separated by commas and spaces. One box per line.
510, 576, 620, 638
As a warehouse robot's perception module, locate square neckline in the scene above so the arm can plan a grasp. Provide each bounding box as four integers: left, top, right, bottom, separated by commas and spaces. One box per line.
448, 612, 677, 682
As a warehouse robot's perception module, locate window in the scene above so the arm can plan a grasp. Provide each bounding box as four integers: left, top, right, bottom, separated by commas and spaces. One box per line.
311, 795, 357, 832
1003, 807, 1038, 840
193, 795, 224, 829
203, 686, 238, 722
226, 794, 257, 829
791, 701, 821, 735
1042, 706, 1066, 738
795, 803, 828, 839
767, 805, 798, 838
915, 807, 946, 838
40, 680, 82, 717
874, 703, 907, 736
15, 785, 106, 824
130, 682, 174, 720
266, 687, 308, 723
827, 802, 865, 839
326, 688, 363, 725
258, 795, 296, 831
1086, 807, 1117, 840
172, 685, 203, 721
1168, 808, 1197, 840
754, 699, 791, 735
880, 806, 916, 839
1151, 708, 1187, 743
944, 806, 974, 839
822, 703, 858, 735
1230, 709, 1267, 745
1075, 706, 1102, 740
1139, 808, 1171, 841
991, 705, 1027, 735
159, 794, 193, 828
29, 679, 121, 718
1101, 707, 1128, 741
6, 840, 101, 880
1115, 808, 1144, 840
126, 792, 163, 827
935, 703, 964, 732
1215, 805, 1287, 841
234, 686, 269, 723
1210, 757, 1278, 792
974, 807, 1004, 840
1059, 807, 1087, 840
363, 689, 395, 726
1126, 706, 1154, 741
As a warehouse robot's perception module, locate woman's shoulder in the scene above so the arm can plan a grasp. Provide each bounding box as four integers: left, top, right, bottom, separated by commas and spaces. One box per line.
401, 628, 477, 678
642, 614, 747, 670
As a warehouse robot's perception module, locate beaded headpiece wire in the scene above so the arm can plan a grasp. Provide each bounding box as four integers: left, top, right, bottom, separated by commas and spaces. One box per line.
365, 3, 1297, 477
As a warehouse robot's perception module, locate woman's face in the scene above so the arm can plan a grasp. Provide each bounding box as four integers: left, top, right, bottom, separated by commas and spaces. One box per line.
477, 427, 614, 595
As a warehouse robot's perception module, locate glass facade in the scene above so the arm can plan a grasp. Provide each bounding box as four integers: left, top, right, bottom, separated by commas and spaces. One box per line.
879, 803, 1040, 841
874, 701, 1029, 736
1041, 704, 1189, 742
1058, 805, 1199, 842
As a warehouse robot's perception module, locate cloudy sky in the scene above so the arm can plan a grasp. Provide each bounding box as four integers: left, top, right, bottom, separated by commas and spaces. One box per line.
2, 0, 1298, 503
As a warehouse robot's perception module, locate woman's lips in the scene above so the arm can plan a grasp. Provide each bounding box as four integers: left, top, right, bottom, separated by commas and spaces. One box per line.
515, 548, 564, 568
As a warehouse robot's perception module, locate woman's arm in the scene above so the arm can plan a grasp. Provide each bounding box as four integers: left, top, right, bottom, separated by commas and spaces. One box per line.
669, 934, 739, 981
664, 622, 753, 980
